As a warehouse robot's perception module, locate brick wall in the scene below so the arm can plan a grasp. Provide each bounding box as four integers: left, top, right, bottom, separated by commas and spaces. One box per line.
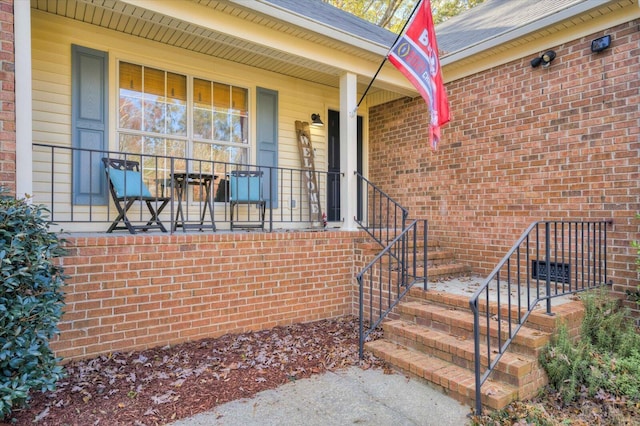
53, 231, 365, 361
0, 0, 15, 193
369, 21, 639, 310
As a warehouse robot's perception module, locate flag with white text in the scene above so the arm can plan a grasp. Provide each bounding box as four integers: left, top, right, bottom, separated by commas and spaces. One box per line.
388, 0, 450, 150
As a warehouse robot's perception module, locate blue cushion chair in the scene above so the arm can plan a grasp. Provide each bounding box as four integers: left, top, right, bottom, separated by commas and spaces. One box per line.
229, 170, 266, 230
102, 157, 170, 234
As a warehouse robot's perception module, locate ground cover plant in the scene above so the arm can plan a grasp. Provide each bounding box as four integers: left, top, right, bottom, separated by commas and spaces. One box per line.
472, 289, 640, 425
0, 192, 67, 419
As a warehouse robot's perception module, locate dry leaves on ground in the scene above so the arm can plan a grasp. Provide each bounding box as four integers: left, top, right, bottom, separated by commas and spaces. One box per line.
5, 315, 385, 426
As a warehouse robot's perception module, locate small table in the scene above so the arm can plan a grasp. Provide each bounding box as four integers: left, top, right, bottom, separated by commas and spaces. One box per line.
171, 172, 218, 232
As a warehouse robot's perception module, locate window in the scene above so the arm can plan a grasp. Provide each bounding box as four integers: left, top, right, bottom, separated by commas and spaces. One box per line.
117, 62, 249, 193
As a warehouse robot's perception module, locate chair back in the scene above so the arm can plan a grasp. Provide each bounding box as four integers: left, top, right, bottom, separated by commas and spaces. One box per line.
229, 170, 263, 202
102, 157, 152, 198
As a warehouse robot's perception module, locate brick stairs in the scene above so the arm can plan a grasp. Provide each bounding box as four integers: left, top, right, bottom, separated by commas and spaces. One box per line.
358, 236, 471, 281
358, 233, 585, 411
365, 286, 586, 411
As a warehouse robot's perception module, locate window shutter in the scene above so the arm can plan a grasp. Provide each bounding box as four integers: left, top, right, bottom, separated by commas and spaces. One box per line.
71, 45, 108, 205
256, 87, 278, 208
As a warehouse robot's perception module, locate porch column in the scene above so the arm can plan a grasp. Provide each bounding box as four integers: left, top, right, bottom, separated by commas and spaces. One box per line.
339, 72, 357, 231
15, 0, 32, 198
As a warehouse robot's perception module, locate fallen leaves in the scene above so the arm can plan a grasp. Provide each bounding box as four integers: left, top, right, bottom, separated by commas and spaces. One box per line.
7, 315, 385, 426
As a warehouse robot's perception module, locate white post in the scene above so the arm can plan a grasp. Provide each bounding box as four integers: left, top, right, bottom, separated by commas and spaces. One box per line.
15, 0, 32, 199
339, 72, 358, 230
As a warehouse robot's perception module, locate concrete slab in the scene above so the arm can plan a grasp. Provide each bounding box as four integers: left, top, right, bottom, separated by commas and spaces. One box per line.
171, 367, 471, 426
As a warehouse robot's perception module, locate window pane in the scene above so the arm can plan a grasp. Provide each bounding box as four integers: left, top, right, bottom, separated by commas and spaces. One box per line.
119, 95, 142, 130
167, 103, 187, 136
193, 142, 247, 168
194, 78, 212, 106
119, 63, 142, 130
231, 87, 247, 115
225, 145, 248, 164
193, 107, 212, 140
231, 115, 247, 144
119, 62, 142, 93
214, 112, 230, 141
167, 72, 186, 101
213, 83, 230, 111
119, 133, 142, 154
144, 67, 165, 96
144, 100, 166, 133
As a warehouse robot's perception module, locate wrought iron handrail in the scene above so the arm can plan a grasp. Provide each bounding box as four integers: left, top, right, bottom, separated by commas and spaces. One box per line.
469, 220, 612, 415
355, 171, 409, 247
357, 219, 428, 358
32, 143, 340, 231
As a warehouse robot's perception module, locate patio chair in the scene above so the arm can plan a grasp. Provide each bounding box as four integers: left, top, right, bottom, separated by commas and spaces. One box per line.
102, 157, 170, 234
229, 170, 265, 230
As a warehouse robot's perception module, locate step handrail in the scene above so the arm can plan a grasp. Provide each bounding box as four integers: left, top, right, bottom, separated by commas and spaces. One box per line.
354, 171, 409, 248
357, 219, 428, 358
469, 220, 612, 415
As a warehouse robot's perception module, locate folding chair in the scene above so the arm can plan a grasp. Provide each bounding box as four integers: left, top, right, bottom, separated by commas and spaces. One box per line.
229, 170, 266, 230
102, 157, 170, 234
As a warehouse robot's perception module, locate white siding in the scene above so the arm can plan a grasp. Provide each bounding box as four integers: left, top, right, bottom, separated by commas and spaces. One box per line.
31, 10, 352, 230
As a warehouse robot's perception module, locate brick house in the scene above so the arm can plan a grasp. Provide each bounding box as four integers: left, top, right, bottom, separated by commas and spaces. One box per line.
368, 0, 639, 312
1, 0, 638, 405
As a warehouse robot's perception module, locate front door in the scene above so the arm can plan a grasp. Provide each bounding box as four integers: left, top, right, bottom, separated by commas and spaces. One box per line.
327, 110, 362, 222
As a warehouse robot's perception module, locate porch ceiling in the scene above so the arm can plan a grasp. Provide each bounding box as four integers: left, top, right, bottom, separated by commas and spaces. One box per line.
30, 0, 416, 98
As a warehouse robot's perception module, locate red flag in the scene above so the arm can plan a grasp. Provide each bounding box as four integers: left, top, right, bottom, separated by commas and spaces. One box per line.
388, 0, 450, 150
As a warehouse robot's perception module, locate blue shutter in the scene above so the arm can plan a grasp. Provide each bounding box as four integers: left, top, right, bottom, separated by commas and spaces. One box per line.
256, 87, 278, 208
71, 45, 108, 205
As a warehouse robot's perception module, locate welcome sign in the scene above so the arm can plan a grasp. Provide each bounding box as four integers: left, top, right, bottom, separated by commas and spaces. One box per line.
295, 121, 323, 226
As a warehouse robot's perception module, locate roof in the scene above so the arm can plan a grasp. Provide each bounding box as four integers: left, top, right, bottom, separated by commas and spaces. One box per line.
261, 0, 397, 47
435, 0, 618, 59
437, 0, 584, 54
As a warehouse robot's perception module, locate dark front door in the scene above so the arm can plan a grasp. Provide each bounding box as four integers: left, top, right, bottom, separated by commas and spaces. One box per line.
327, 110, 362, 222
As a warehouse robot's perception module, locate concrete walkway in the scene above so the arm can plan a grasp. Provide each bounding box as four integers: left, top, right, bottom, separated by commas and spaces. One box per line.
171, 366, 472, 426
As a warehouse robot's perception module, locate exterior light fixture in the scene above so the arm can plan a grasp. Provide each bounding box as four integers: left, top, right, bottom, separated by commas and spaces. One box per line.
591, 35, 611, 53
530, 50, 556, 68
311, 113, 324, 126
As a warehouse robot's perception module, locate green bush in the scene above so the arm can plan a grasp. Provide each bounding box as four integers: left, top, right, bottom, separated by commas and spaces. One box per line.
0, 192, 67, 419
540, 289, 640, 404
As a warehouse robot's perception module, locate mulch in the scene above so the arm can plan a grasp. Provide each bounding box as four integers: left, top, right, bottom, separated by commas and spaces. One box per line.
4, 316, 384, 426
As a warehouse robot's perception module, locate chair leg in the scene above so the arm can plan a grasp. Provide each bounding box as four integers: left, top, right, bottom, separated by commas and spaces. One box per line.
230, 201, 235, 229
143, 200, 168, 232
107, 199, 138, 234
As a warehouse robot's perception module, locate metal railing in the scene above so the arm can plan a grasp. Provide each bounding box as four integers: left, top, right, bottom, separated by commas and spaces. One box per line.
355, 171, 409, 247
32, 143, 340, 232
357, 219, 428, 358
469, 220, 612, 414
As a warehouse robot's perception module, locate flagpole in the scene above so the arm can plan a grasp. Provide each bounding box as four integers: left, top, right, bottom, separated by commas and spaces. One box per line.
356, 0, 424, 108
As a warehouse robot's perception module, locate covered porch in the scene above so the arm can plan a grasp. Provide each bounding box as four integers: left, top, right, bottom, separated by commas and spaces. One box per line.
19, 0, 417, 235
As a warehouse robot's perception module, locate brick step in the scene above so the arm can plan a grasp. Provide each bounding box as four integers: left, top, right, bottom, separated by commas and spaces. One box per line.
397, 301, 550, 357
383, 319, 542, 390
365, 339, 518, 410
406, 288, 585, 335
376, 249, 458, 267
357, 237, 439, 253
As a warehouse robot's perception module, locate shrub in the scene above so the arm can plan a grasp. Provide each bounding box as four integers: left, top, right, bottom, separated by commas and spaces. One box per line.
540, 289, 640, 404
0, 192, 67, 419
626, 213, 640, 304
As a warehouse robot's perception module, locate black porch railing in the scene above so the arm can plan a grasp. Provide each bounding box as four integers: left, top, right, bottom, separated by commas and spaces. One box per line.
355, 171, 409, 247
357, 219, 428, 358
354, 172, 424, 358
32, 143, 340, 232
469, 220, 612, 415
